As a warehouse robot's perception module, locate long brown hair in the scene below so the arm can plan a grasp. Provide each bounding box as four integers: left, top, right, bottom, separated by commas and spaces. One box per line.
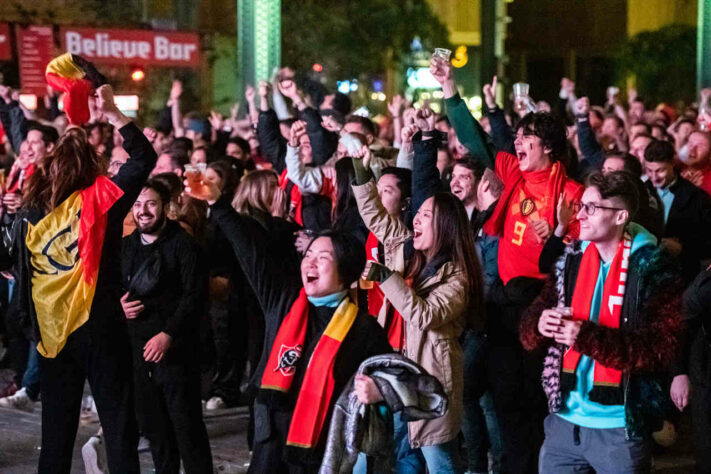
405, 192, 484, 319
23, 127, 107, 211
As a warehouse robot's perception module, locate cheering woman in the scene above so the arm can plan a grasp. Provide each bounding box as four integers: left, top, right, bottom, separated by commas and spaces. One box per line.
186, 178, 391, 473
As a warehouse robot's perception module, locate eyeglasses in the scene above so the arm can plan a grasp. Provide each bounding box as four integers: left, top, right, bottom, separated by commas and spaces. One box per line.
575, 202, 625, 216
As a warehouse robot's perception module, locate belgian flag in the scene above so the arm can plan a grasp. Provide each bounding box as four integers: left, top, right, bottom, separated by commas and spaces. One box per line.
45, 53, 106, 125
26, 176, 123, 358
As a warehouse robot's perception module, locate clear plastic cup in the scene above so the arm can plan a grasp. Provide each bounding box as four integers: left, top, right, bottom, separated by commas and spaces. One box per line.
433, 48, 452, 62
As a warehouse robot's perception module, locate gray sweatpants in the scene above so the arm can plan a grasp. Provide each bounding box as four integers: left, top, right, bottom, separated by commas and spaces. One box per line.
539, 414, 651, 473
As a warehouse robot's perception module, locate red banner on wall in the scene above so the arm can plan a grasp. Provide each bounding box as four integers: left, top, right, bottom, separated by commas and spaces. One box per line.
60, 27, 200, 68
0, 23, 11, 61
16, 26, 55, 96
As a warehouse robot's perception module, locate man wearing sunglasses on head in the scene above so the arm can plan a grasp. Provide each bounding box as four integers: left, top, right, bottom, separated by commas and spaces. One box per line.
520, 171, 683, 473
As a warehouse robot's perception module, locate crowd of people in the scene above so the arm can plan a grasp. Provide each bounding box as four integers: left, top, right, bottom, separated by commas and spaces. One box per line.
0, 49, 709, 474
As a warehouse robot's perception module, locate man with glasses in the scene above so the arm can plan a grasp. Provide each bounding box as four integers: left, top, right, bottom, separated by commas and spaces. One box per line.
520, 171, 683, 472
430, 62, 584, 472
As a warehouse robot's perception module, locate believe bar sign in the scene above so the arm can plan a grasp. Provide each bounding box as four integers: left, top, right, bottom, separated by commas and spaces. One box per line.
60, 27, 200, 67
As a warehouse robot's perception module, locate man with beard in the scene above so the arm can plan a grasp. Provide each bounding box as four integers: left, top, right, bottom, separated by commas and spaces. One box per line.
120, 180, 213, 473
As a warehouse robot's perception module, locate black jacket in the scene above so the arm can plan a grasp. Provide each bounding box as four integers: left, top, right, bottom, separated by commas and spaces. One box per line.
121, 220, 203, 349
6, 123, 157, 342
209, 196, 390, 470
648, 176, 711, 283
677, 269, 711, 384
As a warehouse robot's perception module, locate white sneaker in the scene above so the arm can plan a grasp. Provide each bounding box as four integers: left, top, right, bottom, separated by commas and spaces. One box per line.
82, 436, 108, 474
0, 387, 33, 411
205, 396, 226, 410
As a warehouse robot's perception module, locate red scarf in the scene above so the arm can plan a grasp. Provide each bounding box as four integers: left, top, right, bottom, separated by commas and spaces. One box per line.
363, 232, 404, 351
561, 235, 631, 405
484, 161, 567, 237
261, 289, 358, 449
279, 169, 303, 225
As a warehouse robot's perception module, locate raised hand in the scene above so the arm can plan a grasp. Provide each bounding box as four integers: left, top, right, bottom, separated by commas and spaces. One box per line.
574, 97, 590, 117
245, 85, 256, 104
258, 80, 271, 98
561, 77, 575, 95
401, 124, 419, 146
169, 80, 182, 103
321, 115, 343, 133
288, 120, 307, 147
209, 110, 224, 131
555, 191, 577, 237
387, 94, 404, 118
414, 106, 434, 132
482, 76, 498, 109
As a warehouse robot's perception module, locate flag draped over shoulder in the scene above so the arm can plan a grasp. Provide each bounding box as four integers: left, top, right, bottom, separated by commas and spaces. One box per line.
26, 176, 123, 358
45, 53, 106, 125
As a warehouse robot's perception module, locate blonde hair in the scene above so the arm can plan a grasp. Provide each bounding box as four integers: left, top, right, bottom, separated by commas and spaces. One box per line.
232, 169, 284, 218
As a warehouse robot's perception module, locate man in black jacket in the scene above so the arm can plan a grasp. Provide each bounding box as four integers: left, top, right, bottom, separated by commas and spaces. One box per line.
644, 139, 711, 283
121, 179, 212, 473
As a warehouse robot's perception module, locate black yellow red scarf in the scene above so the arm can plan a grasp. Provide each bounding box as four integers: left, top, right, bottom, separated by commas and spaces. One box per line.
261, 288, 358, 449
561, 234, 632, 405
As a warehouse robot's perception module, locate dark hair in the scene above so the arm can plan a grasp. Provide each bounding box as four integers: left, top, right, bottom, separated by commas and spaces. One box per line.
23, 127, 106, 211
27, 122, 59, 145
279, 118, 296, 130
405, 192, 483, 317
151, 172, 184, 200
345, 115, 376, 137
330, 92, 352, 117
380, 167, 412, 199
630, 122, 651, 135
480, 168, 504, 199
606, 152, 643, 178
307, 230, 366, 287
644, 139, 675, 163
333, 157, 357, 222
143, 178, 172, 207
589, 108, 604, 123
227, 137, 250, 157
453, 155, 486, 180
435, 116, 450, 127
171, 136, 194, 153
165, 148, 189, 171
514, 112, 568, 161
603, 115, 625, 131
586, 171, 639, 220
207, 160, 239, 197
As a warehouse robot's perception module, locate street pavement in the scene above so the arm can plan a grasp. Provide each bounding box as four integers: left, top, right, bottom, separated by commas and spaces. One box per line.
0, 390, 699, 473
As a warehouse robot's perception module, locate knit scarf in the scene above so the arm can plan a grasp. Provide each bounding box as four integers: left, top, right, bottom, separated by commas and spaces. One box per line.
561, 234, 632, 405
484, 161, 567, 237
261, 288, 358, 449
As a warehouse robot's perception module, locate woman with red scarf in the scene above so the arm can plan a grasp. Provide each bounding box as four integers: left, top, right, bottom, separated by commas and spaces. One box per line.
185, 179, 390, 473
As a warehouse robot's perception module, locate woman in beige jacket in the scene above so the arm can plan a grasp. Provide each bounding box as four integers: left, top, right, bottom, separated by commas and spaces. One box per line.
351, 147, 484, 473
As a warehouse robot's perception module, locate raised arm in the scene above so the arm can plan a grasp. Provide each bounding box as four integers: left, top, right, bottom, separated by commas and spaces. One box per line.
352, 149, 412, 245
430, 62, 496, 168
257, 108, 287, 174
0, 86, 28, 154
210, 195, 301, 318
285, 121, 323, 193
574, 97, 605, 173
167, 80, 184, 138
483, 76, 515, 155
98, 86, 158, 214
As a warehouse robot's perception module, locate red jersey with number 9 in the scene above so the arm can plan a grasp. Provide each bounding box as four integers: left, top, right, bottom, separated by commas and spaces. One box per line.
494, 152, 583, 284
